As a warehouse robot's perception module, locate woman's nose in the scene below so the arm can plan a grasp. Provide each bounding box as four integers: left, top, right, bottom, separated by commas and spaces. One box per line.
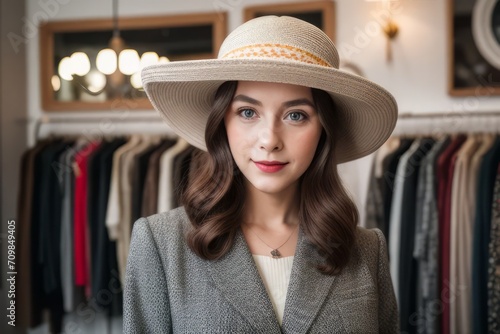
257, 123, 283, 152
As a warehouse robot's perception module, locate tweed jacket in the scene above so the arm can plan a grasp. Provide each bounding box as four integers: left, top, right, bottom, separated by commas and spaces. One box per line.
124, 206, 399, 333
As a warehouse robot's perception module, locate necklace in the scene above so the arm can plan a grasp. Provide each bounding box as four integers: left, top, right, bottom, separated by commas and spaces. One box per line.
243, 222, 299, 259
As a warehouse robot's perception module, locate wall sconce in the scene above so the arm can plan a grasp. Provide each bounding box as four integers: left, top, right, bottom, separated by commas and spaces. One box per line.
366, 0, 400, 62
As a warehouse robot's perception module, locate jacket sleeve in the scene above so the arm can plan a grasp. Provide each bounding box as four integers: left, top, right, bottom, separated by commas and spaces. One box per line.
123, 217, 172, 333
373, 228, 400, 333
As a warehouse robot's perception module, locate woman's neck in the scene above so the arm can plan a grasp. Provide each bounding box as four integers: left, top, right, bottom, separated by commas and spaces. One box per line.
242, 182, 300, 232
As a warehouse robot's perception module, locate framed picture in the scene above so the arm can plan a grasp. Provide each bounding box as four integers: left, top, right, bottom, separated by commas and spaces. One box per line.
448, 0, 500, 96
244, 1, 335, 42
40, 12, 227, 111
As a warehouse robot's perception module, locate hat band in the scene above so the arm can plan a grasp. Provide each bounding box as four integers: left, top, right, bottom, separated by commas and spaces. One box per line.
221, 43, 332, 67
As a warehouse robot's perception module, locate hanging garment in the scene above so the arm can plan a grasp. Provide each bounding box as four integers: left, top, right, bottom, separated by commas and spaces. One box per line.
59, 138, 87, 313
106, 135, 142, 242
38, 139, 75, 333
389, 138, 421, 306
117, 135, 162, 284
87, 138, 126, 315
141, 139, 176, 217
365, 136, 400, 235
398, 137, 436, 334
16, 139, 53, 328
449, 134, 481, 334
489, 162, 500, 333
472, 135, 500, 334
382, 138, 413, 242
468, 133, 496, 233
157, 138, 190, 213
467, 133, 496, 333
131, 140, 164, 224
413, 136, 450, 334
73, 141, 101, 299
436, 134, 467, 334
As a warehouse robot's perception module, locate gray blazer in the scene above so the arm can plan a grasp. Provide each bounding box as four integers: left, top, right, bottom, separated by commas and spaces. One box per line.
124, 207, 399, 333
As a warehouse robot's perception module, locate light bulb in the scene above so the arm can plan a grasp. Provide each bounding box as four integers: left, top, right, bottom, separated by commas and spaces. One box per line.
70, 52, 91, 76
140, 51, 159, 69
158, 56, 170, 64
58, 56, 74, 81
96, 48, 117, 75
51, 74, 61, 91
119, 49, 140, 75
86, 70, 106, 93
130, 71, 142, 89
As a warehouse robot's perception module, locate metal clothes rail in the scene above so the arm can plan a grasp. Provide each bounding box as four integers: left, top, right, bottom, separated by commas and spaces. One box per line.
394, 110, 500, 136
32, 114, 175, 141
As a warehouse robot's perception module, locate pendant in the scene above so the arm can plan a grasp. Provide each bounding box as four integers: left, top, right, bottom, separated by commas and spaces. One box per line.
271, 249, 281, 259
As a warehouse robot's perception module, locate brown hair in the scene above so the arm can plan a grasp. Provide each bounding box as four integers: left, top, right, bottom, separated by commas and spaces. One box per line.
181, 81, 358, 275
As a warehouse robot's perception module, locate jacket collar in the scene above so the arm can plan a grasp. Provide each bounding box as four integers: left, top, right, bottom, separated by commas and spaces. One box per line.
204, 224, 336, 333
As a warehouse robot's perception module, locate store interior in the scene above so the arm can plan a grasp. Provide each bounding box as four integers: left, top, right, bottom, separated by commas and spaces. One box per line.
1, 0, 500, 333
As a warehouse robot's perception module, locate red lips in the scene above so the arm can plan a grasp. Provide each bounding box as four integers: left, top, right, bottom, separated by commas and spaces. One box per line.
253, 160, 287, 165
253, 160, 288, 173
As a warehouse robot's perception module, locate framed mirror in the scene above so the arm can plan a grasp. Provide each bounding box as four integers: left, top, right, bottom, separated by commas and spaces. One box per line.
448, 0, 500, 96
243, 0, 335, 42
40, 12, 227, 111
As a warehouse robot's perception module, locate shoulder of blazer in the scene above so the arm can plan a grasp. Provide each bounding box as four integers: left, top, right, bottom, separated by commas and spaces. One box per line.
143, 206, 191, 234
138, 206, 202, 258
352, 226, 386, 285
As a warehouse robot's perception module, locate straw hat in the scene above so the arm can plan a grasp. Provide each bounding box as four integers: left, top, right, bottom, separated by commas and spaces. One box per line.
141, 15, 398, 164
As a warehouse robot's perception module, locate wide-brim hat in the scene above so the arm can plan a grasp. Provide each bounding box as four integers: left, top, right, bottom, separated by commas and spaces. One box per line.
141, 15, 398, 164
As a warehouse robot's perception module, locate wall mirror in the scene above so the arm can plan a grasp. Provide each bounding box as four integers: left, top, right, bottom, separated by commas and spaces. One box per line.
40, 12, 227, 111
448, 0, 500, 96
244, 1, 335, 42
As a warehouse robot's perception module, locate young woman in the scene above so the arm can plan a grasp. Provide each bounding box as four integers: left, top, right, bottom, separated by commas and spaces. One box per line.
124, 15, 399, 333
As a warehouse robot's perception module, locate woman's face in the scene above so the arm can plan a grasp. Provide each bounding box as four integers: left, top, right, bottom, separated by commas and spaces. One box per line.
224, 81, 323, 195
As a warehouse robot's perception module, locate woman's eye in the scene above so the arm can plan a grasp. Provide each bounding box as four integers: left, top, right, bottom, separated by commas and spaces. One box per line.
237, 109, 307, 122
287, 112, 307, 122
239, 109, 255, 119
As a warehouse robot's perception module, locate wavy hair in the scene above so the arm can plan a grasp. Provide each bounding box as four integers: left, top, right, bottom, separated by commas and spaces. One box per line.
181, 81, 359, 275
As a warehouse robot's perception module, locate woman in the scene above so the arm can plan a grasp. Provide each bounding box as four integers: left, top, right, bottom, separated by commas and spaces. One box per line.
124, 16, 399, 333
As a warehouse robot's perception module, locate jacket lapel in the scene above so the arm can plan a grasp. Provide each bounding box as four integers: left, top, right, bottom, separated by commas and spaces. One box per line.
204, 226, 282, 333
280, 226, 337, 334
204, 224, 336, 334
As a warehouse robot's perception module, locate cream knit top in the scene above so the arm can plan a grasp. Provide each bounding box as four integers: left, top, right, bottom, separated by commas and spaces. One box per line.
252, 254, 295, 326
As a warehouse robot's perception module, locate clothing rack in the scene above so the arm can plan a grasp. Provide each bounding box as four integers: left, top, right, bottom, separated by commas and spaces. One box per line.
32, 113, 177, 143
398, 110, 500, 119
394, 110, 500, 136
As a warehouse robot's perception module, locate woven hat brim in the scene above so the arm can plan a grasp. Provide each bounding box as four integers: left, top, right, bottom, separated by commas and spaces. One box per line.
142, 58, 398, 164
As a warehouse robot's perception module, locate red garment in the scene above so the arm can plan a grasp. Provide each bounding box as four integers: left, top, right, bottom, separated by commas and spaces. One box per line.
73, 141, 101, 297
436, 135, 466, 334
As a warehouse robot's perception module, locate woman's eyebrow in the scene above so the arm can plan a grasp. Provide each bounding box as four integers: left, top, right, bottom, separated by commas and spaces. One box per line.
282, 98, 315, 109
232, 94, 315, 109
232, 94, 262, 106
